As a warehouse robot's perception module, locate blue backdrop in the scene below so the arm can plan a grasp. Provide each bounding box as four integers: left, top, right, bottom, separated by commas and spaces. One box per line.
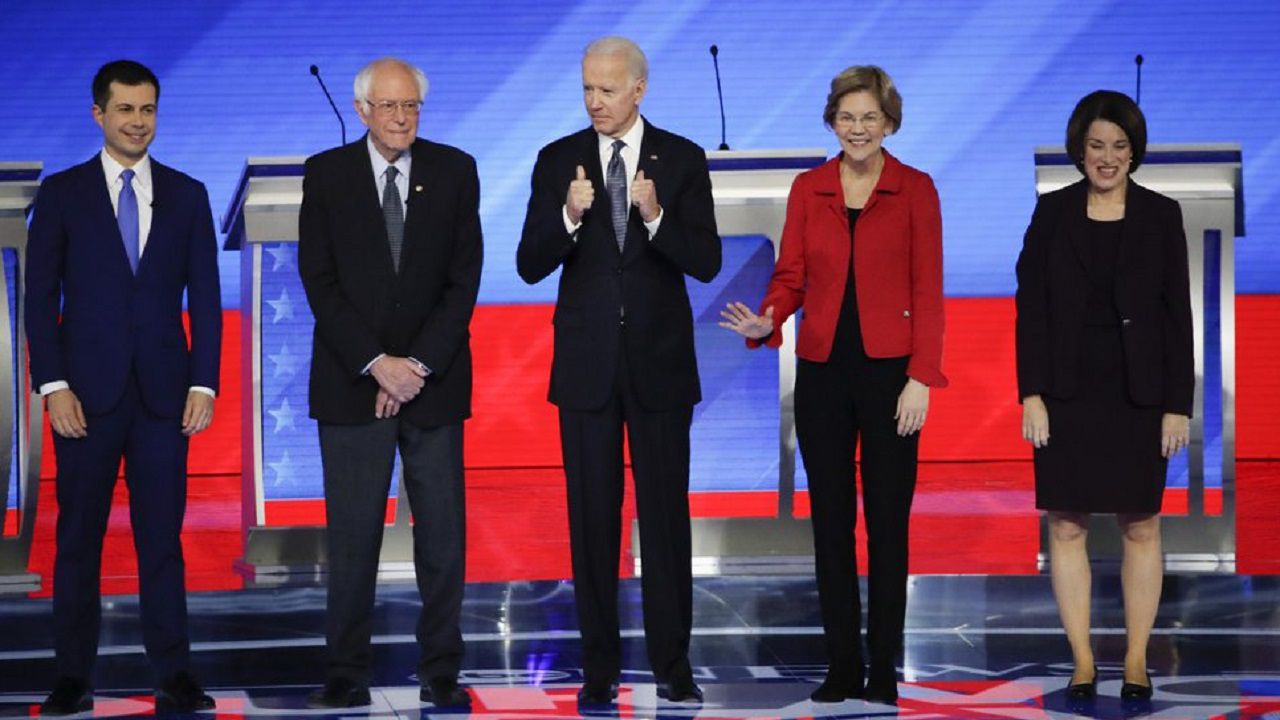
2, 0, 1278, 308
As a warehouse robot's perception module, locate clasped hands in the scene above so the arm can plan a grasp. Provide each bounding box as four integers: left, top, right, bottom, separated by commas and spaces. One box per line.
718, 301, 928, 436
371, 356, 428, 419
565, 164, 660, 225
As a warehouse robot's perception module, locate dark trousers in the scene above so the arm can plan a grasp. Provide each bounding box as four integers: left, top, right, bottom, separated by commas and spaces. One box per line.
51, 375, 191, 684
795, 355, 918, 679
559, 351, 694, 684
318, 418, 465, 685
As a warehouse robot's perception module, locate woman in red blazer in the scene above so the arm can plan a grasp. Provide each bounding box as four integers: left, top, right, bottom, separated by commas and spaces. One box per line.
721, 65, 945, 705
1016, 91, 1193, 704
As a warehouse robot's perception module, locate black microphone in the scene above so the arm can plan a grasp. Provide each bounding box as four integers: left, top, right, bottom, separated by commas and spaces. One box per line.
1134, 54, 1144, 106
310, 64, 347, 145
709, 45, 729, 150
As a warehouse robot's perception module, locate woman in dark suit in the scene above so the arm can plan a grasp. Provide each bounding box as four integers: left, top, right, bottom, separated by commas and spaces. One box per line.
1015, 90, 1193, 702
720, 65, 945, 705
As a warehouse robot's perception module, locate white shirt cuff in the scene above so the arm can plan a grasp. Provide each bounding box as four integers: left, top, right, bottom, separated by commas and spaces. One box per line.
39, 381, 70, 396
562, 205, 583, 238
644, 207, 663, 238
189, 386, 216, 398
362, 353, 387, 375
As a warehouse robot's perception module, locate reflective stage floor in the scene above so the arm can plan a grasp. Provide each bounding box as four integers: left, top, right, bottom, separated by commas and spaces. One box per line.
1, 575, 1277, 719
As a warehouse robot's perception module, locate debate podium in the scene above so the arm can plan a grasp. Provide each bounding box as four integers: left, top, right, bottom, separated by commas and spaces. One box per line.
224, 157, 419, 585
1034, 144, 1242, 571
0, 162, 43, 593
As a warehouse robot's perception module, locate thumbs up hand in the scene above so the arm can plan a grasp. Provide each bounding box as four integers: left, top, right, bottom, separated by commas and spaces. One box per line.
566, 164, 595, 224
631, 169, 660, 223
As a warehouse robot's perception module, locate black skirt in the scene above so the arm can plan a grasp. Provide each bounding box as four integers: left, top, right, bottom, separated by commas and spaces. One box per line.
1033, 323, 1167, 514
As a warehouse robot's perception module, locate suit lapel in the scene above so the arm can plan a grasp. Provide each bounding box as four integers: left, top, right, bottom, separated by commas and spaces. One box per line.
80, 158, 135, 277
1063, 179, 1092, 272
347, 137, 397, 277
624, 125, 667, 264
1116, 180, 1147, 273
402, 139, 435, 274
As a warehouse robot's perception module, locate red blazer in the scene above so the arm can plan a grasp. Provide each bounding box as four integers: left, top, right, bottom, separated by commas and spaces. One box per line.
748, 150, 947, 388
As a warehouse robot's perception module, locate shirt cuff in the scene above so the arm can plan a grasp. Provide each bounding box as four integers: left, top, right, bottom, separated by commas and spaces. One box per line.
39, 381, 69, 396
407, 357, 432, 376
562, 205, 583, 238
189, 386, 216, 398
362, 353, 387, 375
643, 207, 663, 238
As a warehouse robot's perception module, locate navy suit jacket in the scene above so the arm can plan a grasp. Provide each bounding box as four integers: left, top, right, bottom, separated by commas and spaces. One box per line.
25, 155, 222, 418
516, 120, 721, 412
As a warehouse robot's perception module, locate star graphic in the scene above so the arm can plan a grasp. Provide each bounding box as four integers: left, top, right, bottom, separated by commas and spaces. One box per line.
266, 287, 294, 323
268, 342, 299, 379
265, 244, 295, 272
267, 450, 295, 487
267, 398, 297, 433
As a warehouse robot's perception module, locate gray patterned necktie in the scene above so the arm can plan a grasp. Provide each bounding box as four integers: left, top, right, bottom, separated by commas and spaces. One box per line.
607, 139, 627, 252
383, 165, 404, 271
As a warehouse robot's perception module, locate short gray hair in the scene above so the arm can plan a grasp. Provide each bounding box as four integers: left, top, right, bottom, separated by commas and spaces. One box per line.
353, 57, 429, 104
583, 36, 648, 81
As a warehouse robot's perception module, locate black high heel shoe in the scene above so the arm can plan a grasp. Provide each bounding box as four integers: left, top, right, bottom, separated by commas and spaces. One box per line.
1120, 672, 1153, 701
1066, 665, 1098, 700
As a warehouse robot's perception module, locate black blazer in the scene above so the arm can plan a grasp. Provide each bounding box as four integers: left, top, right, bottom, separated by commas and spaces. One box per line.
298, 136, 483, 426
516, 120, 721, 412
1015, 179, 1194, 415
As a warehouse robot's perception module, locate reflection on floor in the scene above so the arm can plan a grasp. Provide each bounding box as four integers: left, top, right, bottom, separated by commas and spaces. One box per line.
1, 575, 1277, 718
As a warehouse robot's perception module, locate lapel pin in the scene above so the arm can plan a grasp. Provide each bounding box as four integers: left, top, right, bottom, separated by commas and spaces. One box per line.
649, 154, 658, 160
414, 185, 423, 192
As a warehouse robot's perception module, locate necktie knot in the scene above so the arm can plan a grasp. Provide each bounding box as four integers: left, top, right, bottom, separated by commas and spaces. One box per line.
611, 139, 625, 156
386, 166, 399, 182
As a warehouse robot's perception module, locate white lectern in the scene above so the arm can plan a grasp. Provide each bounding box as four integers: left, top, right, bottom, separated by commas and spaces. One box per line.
0, 162, 43, 593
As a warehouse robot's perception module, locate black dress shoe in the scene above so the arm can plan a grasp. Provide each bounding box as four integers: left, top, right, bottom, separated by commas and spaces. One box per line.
420, 676, 470, 707
1066, 665, 1098, 700
154, 671, 215, 714
810, 671, 865, 703
307, 678, 371, 709
864, 669, 899, 706
576, 678, 619, 705
1120, 672, 1154, 701
40, 677, 93, 716
657, 673, 703, 703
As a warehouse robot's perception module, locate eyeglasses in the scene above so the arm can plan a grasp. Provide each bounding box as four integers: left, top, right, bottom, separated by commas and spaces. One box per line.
366, 99, 423, 116
834, 112, 884, 129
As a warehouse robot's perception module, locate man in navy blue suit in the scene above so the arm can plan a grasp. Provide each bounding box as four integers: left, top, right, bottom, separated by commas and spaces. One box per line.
24, 60, 221, 716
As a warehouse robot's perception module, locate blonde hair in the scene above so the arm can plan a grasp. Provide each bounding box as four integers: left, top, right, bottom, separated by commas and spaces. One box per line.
823, 65, 901, 133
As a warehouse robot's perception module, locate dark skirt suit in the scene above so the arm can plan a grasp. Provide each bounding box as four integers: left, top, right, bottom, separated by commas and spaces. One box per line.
748, 150, 946, 677
1015, 179, 1194, 514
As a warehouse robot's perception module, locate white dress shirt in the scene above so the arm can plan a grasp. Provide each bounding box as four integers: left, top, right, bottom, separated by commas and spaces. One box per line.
563, 116, 663, 238
39, 150, 214, 399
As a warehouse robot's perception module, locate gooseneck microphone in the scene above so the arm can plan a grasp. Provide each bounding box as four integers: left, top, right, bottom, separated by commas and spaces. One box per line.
709, 45, 729, 150
310, 64, 347, 145
1134, 54, 1144, 106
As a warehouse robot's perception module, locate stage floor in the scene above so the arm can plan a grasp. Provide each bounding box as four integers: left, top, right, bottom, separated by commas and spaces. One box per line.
1, 574, 1277, 719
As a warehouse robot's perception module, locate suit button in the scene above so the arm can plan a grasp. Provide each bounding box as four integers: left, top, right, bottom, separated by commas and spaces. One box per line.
902, 310, 911, 318
1121, 317, 1132, 326
616, 267, 622, 275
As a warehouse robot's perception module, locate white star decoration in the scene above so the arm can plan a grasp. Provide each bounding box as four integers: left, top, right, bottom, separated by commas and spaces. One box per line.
268, 450, 295, 487
265, 244, 294, 272
268, 398, 297, 433
268, 342, 299, 379
266, 287, 294, 323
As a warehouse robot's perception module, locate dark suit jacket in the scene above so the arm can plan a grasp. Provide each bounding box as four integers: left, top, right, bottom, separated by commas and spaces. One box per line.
298, 136, 482, 427
1015, 179, 1194, 415
747, 150, 947, 388
516, 120, 721, 412
25, 156, 222, 418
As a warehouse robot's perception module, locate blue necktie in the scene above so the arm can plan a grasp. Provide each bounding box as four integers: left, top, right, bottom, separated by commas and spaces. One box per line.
118, 168, 139, 273
383, 165, 404, 271
607, 140, 627, 252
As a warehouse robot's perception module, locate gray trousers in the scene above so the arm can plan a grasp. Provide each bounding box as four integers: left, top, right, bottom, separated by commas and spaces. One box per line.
318, 418, 465, 685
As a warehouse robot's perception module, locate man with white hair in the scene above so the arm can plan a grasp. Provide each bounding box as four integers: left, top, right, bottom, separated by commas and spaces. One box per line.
299, 57, 482, 710
518, 36, 720, 705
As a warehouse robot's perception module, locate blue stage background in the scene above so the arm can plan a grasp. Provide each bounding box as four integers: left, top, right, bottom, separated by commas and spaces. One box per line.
2, 0, 1278, 306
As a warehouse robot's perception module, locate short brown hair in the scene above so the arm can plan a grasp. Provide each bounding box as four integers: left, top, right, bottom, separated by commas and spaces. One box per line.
823, 65, 901, 133
1066, 90, 1147, 173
